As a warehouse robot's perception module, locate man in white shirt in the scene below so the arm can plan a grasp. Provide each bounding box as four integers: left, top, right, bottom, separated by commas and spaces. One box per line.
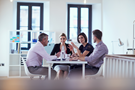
26, 33, 60, 79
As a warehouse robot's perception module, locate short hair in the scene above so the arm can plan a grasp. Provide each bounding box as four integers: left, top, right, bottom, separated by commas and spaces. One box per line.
77, 33, 87, 43
60, 33, 67, 38
38, 33, 48, 41
93, 29, 102, 40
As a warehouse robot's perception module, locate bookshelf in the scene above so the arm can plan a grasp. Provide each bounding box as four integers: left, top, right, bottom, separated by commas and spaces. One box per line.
9, 30, 55, 78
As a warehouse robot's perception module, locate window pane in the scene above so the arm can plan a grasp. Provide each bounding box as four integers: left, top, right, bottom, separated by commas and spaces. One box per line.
81, 8, 88, 28
32, 26, 40, 30
70, 8, 77, 28
70, 8, 77, 41
81, 28, 88, 40
70, 28, 77, 42
81, 8, 89, 41
20, 26, 28, 30
32, 6, 40, 30
20, 6, 28, 29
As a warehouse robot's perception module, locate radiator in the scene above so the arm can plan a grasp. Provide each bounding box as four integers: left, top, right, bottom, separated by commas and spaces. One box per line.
103, 55, 135, 78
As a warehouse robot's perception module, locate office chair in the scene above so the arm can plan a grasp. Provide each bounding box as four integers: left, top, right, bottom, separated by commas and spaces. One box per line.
85, 64, 103, 79
21, 57, 46, 80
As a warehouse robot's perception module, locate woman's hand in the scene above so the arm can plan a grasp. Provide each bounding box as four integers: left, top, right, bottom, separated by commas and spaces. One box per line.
71, 53, 78, 57
68, 44, 73, 51
56, 52, 60, 58
69, 57, 79, 61
71, 42, 78, 49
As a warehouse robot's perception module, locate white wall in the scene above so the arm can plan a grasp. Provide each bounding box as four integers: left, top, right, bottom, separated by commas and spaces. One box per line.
0, 0, 13, 76
92, 4, 101, 30
92, 3, 102, 47
102, 0, 135, 54
0, 0, 101, 76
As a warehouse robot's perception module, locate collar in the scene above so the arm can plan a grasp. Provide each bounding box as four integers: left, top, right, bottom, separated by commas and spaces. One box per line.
38, 41, 45, 48
96, 41, 102, 46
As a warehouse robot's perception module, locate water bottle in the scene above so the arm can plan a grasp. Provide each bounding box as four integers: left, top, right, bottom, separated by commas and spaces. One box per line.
61, 46, 65, 61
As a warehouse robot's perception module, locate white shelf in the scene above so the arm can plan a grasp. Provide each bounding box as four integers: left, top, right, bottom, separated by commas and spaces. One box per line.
9, 42, 38, 44
9, 30, 56, 78
9, 65, 20, 66
21, 54, 27, 55
21, 42, 32, 44
10, 42, 31, 43
10, 53, 20, 55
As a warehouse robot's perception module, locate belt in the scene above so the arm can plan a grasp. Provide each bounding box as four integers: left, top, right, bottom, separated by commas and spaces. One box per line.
85, 65, 99, 69
92, 66, 99, 69
28, 66, 42, 68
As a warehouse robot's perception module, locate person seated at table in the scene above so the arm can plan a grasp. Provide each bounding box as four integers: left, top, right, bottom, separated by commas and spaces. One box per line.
68, 32, 94, 69
26, 33, 60, 79
51, 33, 72, 80
69, 29, 108, 78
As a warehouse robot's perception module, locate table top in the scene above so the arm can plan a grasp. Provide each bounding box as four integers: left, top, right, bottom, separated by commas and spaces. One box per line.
46, 60, 87, 64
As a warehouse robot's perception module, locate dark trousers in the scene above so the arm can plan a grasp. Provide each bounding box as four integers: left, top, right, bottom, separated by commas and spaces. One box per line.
68, 64, 99, 79
28, 66, 56, 79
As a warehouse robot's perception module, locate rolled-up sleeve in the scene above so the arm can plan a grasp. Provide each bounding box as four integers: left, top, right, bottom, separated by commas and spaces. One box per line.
85, 47, 106, 65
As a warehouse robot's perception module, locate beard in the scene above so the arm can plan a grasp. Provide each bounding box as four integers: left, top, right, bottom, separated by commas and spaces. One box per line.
94, 39, 96, 43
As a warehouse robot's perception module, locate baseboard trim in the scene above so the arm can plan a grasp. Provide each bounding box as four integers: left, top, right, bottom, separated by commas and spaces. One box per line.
0, 76, 8, 78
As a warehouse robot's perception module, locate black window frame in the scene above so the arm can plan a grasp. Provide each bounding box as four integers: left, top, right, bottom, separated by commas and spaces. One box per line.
17, 2, 44, 50
67, 4, 92, 43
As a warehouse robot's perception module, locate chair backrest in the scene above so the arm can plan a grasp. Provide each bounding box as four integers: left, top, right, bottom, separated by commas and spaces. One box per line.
21, 57, 32, 76
97, 64, 103, 76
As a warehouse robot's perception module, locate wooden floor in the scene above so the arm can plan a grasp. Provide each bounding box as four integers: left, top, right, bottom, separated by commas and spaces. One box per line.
0, 78, 135, 90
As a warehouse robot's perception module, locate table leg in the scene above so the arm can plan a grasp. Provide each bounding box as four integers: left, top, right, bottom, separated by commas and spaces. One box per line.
48, 63, 51, 80
82, 63, 85, 79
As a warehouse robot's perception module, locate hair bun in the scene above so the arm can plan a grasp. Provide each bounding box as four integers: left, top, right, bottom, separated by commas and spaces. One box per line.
60, 33, 67, 38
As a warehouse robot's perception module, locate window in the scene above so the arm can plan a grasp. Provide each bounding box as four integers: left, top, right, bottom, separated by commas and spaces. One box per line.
17, 2, 43, 50
67, 4, 92, 43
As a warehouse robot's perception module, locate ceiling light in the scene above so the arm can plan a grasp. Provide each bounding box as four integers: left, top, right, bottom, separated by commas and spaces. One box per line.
10, 0, 13, 2
84, 0, 86, 4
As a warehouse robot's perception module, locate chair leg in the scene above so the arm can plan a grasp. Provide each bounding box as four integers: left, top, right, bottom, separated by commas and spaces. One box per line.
44, 76, 46, 80
30, 76, 33, 80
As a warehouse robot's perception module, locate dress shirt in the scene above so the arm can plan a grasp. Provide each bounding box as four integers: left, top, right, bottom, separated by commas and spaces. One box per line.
26, 41, 57, 67
85, 41, 108, 68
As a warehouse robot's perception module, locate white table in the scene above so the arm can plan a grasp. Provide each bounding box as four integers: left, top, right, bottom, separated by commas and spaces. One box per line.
46, 60, 87, 80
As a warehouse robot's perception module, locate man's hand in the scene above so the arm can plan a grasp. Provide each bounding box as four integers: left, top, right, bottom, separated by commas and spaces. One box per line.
71, 53, 78, 57
70, 57, 79, 61
70, 56, 86, 61
56, 52, 60, 58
